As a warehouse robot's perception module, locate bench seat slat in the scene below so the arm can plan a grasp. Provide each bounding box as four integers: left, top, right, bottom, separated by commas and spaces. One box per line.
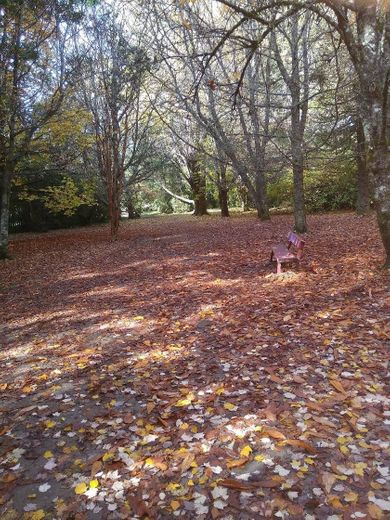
272, 244, 297, 261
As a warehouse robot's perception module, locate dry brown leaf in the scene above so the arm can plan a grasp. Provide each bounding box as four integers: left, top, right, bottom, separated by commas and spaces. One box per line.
180, 452, 195, 472
91, 460, 102, 476
312, 416, 336, 428
123, 413, 134, 424
226, 458, 248, 469
367, 503, 384, 519
281, 439, 317, 454
263, 428, 286, 440
320, 471, 336, 493
329, 379, 347, 395
306, 401, 324, 412
147, 402, 156, 413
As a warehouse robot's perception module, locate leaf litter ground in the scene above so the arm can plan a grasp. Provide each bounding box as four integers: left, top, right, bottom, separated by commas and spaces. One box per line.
0, 212, 389, 520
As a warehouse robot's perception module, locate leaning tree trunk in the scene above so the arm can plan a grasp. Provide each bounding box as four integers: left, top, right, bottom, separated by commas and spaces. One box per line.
355, 117, 370, 215
0, 170, 11, 259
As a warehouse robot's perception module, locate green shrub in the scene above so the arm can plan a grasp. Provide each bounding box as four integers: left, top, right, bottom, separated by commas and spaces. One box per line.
267, 168, 356, 212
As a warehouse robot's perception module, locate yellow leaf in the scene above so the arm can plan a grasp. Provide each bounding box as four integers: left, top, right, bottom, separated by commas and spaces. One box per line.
355, 462, 367, 477
328, 495, 343, 508
337, 436, 350, 445
170, 500, 180, 511
291, 460, 301, 470
344, 491, 358, 502
144, 458, 154, 467
89, 480, 99, 489
339, 445, 349, 455
43, 451, 53, 459
133, 316, 144, 321
176, 398, 192, 407
44, 420, 55, 429
254, 454, 265, 462
216, 387, 224, 395
102, 452, 114, 462
166, 482, 181, 492
31, 511, 46, 520
74, 482, 87, 495
240, 445, 252, 458
224, 402, 237, 411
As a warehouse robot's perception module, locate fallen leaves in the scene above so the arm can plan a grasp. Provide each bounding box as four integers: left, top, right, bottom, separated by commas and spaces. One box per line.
74, 482, 88, 495
281, 439, 317, 454
239, 445, 252, 458
0, 213, 388, 519
329, 378, 347, 395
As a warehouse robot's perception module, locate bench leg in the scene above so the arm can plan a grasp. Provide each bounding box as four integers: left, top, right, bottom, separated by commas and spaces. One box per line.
270, 250, 274, 262
276, 260, 282, 274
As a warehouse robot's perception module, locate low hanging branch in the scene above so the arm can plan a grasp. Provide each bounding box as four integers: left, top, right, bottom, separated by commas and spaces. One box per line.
161, 185, 194, 206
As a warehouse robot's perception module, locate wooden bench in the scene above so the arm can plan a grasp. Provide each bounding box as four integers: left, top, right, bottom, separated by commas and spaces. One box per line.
270, 231, 305, 274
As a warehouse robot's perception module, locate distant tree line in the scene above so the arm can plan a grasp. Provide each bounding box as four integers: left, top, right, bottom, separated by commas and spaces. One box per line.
1, 0, 388, 267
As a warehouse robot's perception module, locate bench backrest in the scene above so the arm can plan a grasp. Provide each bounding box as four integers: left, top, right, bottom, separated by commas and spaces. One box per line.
287, 231, 305, 259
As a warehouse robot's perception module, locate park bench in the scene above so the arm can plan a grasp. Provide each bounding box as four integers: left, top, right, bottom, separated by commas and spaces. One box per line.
270, 231, 305, 274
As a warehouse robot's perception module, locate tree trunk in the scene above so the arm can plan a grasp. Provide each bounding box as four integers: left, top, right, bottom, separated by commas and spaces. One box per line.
187, 155, 208, 216
216, 157, 229, 217
371, 146, 390, 268
0, 171, 11, 259
239, 186, 251, 212
292, 145, 307, 233
255, 172, 270, 220
355, 117, 370, 215
219, 187, 229, 217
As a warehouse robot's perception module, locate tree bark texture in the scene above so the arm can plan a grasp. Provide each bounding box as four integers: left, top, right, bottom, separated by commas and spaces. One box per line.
355, 116, 371, 215
187, 154, 208, 216
0, 171, 11, 259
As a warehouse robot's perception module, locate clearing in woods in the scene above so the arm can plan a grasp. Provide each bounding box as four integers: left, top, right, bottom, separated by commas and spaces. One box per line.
0, 212, 389, 519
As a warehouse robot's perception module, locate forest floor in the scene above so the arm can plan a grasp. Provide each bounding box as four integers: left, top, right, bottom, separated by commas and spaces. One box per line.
0, 212, 389, 520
